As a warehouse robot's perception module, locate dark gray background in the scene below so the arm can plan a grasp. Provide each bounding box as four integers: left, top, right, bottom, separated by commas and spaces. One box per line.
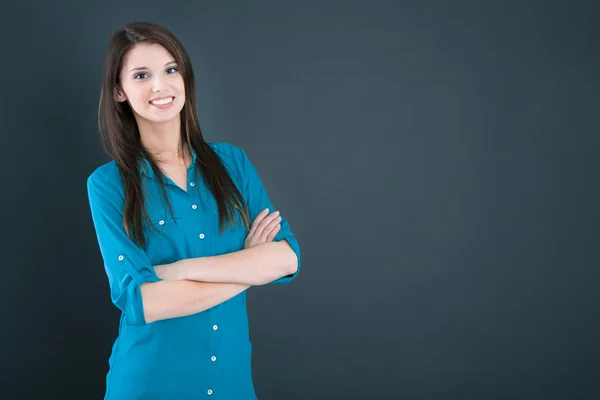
1, 1, 599, 399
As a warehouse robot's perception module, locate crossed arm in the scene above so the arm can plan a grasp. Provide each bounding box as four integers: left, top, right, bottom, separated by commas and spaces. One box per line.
155, 240, 298, 286
140, 241, 298, 324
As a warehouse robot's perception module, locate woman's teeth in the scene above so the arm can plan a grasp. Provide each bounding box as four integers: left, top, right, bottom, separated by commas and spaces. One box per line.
150, 97, 173, 105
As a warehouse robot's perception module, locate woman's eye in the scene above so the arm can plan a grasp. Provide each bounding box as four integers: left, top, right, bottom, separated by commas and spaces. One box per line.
133, 68, 177, 80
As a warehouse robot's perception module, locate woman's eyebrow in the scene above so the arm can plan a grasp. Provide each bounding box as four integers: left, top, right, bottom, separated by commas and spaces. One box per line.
129, 60, 177, 73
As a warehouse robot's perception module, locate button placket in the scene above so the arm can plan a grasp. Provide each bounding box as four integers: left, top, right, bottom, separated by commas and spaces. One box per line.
188, 181, 205, 242
209, 324, 218, 396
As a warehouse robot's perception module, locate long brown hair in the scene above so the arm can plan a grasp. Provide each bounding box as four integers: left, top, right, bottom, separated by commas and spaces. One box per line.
98, 21, 249, 248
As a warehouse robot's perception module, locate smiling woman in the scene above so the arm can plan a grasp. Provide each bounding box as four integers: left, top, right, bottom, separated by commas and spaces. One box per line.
115, 45, 184, 119
87, 22, 301, 400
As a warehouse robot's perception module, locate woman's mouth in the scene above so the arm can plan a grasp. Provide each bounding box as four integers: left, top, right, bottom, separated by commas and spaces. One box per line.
149, 96, 175, 109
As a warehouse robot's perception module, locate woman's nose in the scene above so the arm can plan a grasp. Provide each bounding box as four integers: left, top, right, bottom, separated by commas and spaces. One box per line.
152, 77, 165, 92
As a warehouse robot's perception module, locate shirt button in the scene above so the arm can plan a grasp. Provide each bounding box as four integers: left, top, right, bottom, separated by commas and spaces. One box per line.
212, 324, 218, 331
211, 356, 217, 362
207, 389, 213, 395
159, 220, 165, 225
190, 182, 195, 186
117, 255, 124, 261
199, 233, 205, 239
192, 204, 197, 210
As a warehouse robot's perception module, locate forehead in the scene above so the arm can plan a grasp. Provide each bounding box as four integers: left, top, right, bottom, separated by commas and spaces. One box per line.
122, 43, 175, 69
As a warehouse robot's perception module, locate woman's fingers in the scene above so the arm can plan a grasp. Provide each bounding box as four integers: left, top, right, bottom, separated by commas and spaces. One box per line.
259, 215, 281, 242
266, 223, 281, 242
252, 210, 279, 237
246, 209, 282, 248
248, 208, 270, 237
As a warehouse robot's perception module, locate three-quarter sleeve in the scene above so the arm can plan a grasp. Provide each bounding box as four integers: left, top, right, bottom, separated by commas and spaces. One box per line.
87, 173, 162, 325
238, 147, 301, 284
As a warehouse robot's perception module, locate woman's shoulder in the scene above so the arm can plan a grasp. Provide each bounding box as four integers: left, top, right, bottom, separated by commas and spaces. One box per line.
88, 159, 120, 184
208, 140, 244, 159
207, 141, 255, 184
208, 140, 250, 169
86, 160, 123, 201
88, 159, 119, 180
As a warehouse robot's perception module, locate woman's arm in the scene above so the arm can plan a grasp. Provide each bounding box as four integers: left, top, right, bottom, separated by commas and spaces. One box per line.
87, 171, 254, 326
140, 280, 250, 324
157, 241, 298, 286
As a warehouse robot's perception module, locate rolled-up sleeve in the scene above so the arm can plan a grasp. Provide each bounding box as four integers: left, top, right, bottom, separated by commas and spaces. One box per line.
87, 173, 162, 325
238, 147, 301, 284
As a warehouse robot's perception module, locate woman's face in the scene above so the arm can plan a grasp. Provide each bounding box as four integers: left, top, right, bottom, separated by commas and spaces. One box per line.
115, 43, 185, 124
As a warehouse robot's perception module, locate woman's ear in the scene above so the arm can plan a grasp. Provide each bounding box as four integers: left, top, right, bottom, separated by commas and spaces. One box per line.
113, 86, 127, 102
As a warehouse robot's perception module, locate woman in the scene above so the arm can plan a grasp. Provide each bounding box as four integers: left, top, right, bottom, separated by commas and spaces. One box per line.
86, 22, 301, 399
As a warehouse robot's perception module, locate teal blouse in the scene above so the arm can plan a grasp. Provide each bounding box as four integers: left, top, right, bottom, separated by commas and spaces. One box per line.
86, 141, 301, 399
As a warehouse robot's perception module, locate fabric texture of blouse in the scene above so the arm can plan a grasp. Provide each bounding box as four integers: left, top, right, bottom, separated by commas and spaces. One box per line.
86, 141, 301, 400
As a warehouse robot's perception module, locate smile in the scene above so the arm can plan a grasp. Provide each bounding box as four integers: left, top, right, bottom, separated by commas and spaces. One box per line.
149, 96, 174, 105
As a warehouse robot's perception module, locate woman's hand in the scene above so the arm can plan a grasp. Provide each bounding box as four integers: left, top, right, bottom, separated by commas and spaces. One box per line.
243, 208, 282, 249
